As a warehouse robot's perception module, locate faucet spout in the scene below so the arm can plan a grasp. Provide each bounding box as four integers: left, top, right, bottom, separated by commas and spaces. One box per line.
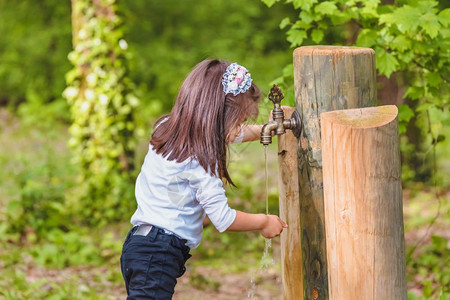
259, 84, 302, 146
260, 120, 278, 146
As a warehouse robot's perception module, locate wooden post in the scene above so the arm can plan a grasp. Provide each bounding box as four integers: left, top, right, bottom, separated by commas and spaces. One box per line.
293, 46, 376, 299
321, 105, 407, 300
278, 107, 303, 300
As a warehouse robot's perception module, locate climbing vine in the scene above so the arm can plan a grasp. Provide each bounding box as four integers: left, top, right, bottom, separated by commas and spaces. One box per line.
63, 0, 140, 225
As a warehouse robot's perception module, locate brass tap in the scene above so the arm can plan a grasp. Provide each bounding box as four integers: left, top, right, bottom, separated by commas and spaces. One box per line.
260, 84, 302, 145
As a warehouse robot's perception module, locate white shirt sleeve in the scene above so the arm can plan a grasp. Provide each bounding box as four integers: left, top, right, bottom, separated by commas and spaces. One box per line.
185, 162, 236, 232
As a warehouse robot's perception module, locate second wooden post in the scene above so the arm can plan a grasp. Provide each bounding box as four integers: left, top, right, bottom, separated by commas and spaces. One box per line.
321, 105, 406, 299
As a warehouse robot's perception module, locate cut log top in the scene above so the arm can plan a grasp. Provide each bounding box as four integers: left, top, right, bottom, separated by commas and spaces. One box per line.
320, 105, 398, 129
294, 45, 375, 56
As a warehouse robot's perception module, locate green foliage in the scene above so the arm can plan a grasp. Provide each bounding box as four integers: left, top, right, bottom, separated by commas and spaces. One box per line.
406, 234, 450, 299
121, 0, 296, 115
6, 153, 73, 239
0, 0, 72, 108
63, 0, 140, 226
403, 187, 450, 298
0, 228, 124, 299
263, 0, 450, 184
0, 115, 76, 240
189, 271, 221, 291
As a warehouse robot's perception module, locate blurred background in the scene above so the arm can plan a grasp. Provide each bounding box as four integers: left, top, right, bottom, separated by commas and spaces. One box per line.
0, 0, 448, 299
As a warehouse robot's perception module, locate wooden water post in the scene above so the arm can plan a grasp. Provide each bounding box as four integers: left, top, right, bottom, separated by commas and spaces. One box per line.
278, 107, 303, 299
321, 105, 407, 299
292, 46, 377, 299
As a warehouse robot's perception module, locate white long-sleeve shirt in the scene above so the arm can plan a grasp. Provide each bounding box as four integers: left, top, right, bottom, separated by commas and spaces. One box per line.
130, 145, 236, 249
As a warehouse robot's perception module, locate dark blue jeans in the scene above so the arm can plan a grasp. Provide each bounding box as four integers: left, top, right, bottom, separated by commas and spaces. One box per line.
120, 225, 191, 300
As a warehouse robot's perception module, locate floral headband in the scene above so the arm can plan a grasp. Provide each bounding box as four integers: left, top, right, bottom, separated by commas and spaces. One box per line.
222, 63, 253, 96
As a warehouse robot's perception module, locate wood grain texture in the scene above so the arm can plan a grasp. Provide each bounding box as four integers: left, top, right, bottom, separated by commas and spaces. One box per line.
293, 46, 377, 300
321, 105, 406, 300
278, 107, 303, 300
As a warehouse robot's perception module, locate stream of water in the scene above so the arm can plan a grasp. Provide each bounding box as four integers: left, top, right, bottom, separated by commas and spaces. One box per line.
247, 145, 274, 298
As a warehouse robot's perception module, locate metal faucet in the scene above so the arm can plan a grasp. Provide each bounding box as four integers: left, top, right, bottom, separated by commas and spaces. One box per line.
260, 84, 302, 145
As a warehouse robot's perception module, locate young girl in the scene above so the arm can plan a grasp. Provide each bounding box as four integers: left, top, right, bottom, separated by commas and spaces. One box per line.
120, 59, 287, 299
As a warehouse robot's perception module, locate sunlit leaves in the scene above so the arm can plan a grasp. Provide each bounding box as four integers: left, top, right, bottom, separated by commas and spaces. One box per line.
438, 9, 450, 27
390, 35, 411, 53
292, 0, 318, 11
280, 17, 291, 29
398, 104, 415, 133
360, 0, 380, 19
314, 1, 337, 16
299, 10, 314, 24
311, 29, 324, 43
356, 29, 378, 47
420, 13, 441, 38
380, 6, 422, 33
375, 47, 399, 78
425, 72, 442, 88
268, 0, 450, 141
286, 28, 307, 46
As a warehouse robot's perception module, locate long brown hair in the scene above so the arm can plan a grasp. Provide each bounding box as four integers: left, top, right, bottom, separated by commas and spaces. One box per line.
150, 59, 261, 186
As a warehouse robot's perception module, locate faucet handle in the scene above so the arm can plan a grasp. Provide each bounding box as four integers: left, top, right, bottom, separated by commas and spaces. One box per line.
268, 84, 284, 105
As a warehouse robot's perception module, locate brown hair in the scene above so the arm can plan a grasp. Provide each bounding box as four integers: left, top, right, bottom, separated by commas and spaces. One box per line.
150, 59, 261, 186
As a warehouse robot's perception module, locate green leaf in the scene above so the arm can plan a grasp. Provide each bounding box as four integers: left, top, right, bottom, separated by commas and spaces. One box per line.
282, 64, 294, 78
397, 51, 414, 63
361, 0, 380, 18
425, 72, 442, 87
286, 29, 307, 46
299, 10, 314, 24
280, 17, 291, 29
311, 29, 324, 43
292, 20, 312, 30
379, 13, 395, 26
398, 122, 407, 134
398, 104, 414, 122
314, 1, 337, 16
356, 29, 378, 47
293, 0, 317, 10
261, 0, 280, 7
420, 12, 441, 38
438, 8, 450, 26
330, 11, 353, 25
405, 86, 425, 100
414, 0, 439, 11
376, 48, 399, 78
292, 0, 302, 9
391, 6, 421, 33
390, 35, 411, 52
398, 104, 414, 133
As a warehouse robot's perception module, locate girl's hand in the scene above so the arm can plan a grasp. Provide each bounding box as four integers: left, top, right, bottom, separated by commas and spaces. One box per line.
260, 214, 288, 238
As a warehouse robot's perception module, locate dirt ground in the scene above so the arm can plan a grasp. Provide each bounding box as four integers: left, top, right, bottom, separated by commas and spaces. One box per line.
174, 265, 282, 300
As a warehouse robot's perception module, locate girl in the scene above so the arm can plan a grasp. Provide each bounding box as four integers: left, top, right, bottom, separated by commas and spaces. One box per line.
121, 59, 287, 299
